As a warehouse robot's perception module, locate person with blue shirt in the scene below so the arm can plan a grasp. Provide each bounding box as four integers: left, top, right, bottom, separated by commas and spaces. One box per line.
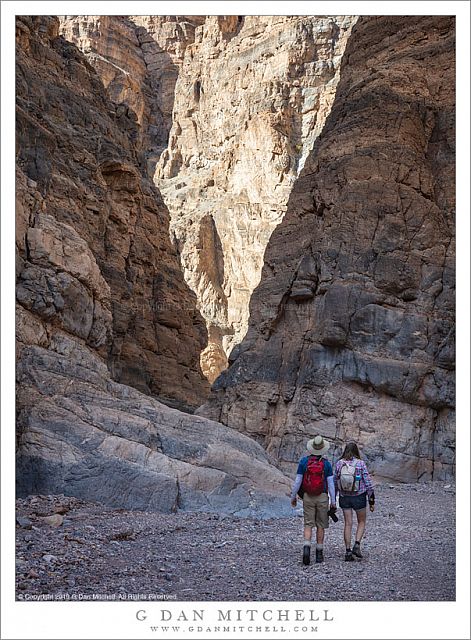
290, 435, 336, 565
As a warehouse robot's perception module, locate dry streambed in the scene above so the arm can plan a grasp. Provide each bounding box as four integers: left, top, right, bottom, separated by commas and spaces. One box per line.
15, 482, 455, 601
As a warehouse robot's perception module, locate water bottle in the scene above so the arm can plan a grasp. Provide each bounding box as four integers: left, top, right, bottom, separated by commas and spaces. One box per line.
355, 465, 361, 491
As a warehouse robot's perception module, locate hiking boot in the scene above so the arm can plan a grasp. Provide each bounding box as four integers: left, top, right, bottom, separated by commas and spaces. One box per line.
352, 542, 363, 558
345, 549, 354, 562
315, 548, 324, 563
302, 545, 311, 565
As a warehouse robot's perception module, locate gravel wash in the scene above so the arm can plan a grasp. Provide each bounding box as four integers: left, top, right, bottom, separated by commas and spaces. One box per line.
15, 482, 455, 601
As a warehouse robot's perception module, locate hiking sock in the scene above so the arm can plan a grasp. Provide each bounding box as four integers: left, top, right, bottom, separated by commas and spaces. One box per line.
302, 541, 311, 565
316, 543, 324, 550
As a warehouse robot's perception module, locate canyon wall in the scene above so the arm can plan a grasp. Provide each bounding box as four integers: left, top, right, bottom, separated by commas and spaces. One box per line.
16, 13, 455, 505
15, 16, 293, 514
199, 16, 456, 482
156, 16, 356, 381
61, 15, 356, 382
16, 15, 209, 411
59, 16, 205, 175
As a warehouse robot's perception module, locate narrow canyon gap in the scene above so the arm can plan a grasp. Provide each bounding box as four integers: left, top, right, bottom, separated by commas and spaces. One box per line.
60, 15, 357, 382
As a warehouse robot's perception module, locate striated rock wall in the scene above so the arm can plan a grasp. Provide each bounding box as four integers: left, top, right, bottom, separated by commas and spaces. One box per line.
156, 16, 356, 381
16, 15, 208, 411
59, 16, 205, 177
15, 16, 292, 514
59, 15, 356, 383
199, 16, 456, 482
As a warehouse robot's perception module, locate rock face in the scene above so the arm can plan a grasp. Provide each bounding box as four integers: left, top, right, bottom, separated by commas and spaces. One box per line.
16, 334, 291, 516
16, 15, 209, 411
15, 16, 291, 514
199, 16, 456, 482
156, 16, 356, 381
60, 15, 356, 383
59, 16, 205, 175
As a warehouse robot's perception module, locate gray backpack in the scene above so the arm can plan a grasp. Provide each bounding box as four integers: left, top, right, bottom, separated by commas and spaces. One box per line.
339, 460, 358, 492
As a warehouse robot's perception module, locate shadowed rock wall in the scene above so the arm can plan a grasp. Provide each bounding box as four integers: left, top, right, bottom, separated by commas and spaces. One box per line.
59, 16, 206, 175
60, 15, 357, 383
16, 15, 209, 411
199, 16, 456, 482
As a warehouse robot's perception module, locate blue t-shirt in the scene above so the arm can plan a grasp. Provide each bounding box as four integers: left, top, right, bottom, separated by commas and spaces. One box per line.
297, 455, 333, 494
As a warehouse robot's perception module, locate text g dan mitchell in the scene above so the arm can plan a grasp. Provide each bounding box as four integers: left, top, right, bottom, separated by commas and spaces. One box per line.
136, 608, 334, 623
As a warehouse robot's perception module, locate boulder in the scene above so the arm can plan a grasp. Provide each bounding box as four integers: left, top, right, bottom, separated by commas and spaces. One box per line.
16, 335, 292, 517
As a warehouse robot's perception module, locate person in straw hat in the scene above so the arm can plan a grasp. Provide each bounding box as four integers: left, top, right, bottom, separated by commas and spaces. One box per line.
290, 435, 336, 565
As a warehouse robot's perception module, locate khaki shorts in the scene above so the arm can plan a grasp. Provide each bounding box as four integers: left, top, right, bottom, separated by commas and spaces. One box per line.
303, 492, 329, 529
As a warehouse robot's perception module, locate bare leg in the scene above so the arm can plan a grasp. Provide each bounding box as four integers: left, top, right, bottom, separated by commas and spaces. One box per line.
316, 527, 325, 544
304, 525, 313, 542
355, 508, 367, 542
342, 508, 353, 549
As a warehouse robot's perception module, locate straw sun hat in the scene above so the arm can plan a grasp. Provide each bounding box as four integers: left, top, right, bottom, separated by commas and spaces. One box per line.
306, 435, 330, 456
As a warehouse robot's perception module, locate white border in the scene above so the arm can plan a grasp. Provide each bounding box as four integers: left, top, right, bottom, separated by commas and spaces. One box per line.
2, 2, 470, 639
1, 0, 470, 17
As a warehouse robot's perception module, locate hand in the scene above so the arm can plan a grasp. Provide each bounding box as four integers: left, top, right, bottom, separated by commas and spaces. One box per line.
291, 497, 297, 508
329, 504, 337, 512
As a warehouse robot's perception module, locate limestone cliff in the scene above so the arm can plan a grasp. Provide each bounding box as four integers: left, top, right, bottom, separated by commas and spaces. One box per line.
157, 16, 356, 381
199, 16, 456, 482
15, 16, 291, 514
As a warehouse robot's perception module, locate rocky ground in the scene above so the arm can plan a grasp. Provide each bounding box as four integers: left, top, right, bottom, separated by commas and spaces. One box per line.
15, 482, 455, 602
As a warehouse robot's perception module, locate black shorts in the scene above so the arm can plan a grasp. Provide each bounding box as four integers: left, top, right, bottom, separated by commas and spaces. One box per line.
339, 492, 367, 511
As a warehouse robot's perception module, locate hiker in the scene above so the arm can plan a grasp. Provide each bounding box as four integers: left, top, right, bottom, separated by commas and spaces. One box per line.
334, 441, 375, 561
290, 435, 336, 565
